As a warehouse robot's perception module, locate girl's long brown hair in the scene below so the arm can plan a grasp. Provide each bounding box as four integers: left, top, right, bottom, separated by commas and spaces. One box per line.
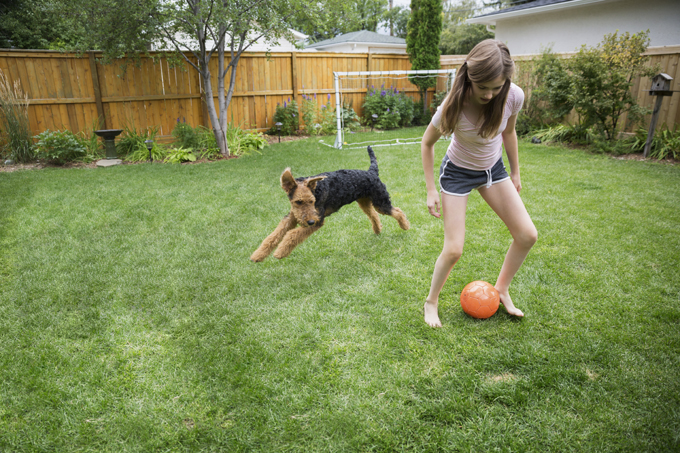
439, 39, 515, 139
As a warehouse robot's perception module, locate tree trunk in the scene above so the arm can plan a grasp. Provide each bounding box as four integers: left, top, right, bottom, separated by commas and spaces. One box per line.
216, 35, 230, 157
201, 61, 229, 156
422, 89, 428, 116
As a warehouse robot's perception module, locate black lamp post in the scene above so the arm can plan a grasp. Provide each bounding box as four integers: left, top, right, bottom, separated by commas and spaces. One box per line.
145, 140, 153, 162
275, 122, 282, 142
371, 114, 378, 132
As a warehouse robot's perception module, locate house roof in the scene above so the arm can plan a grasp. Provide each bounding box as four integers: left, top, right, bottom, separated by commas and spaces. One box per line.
306, 30, 406, 49
468, 0, 618, 24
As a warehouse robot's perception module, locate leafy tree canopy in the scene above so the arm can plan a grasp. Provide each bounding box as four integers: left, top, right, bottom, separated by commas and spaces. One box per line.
439, 0, 494, 55
288, 0, 407, 43
0, 0, 83, 49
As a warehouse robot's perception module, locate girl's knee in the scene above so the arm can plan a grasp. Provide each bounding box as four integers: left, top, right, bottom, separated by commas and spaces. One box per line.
440, 245, 463, 264
516, 226, 538, 249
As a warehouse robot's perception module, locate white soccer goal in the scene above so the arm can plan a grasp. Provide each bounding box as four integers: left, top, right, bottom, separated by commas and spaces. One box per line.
330, 69, 456, 149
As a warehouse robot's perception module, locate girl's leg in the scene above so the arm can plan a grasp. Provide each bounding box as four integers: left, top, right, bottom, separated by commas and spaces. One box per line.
479, 180, 538, 317
425, 193, 469, 327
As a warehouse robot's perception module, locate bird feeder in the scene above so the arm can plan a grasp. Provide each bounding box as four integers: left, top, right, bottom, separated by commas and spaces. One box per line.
644, 73, 675, 158
650, 73, 673, 96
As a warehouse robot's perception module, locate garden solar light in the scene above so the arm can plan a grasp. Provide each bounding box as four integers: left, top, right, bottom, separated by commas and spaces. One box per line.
371, 114, 378, 132
275, 122, 282, 142
145, 140, 153, 162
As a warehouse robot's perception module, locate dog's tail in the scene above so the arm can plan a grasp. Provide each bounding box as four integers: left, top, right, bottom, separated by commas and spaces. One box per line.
367, 146, 379, 174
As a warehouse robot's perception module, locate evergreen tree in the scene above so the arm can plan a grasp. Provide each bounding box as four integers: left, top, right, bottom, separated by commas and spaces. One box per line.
406, 0, 443, 114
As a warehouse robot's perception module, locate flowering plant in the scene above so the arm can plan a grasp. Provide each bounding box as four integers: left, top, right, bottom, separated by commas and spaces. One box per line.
362, 85, 415, 129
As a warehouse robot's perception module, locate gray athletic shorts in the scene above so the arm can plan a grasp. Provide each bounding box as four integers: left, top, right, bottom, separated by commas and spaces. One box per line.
439, 156, 510, 197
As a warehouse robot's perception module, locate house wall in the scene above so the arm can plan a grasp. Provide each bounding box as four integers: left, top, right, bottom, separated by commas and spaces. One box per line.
494, 0, 680, 55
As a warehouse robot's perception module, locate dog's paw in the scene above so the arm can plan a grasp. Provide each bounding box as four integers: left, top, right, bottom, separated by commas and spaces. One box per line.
250, 251, 268, 262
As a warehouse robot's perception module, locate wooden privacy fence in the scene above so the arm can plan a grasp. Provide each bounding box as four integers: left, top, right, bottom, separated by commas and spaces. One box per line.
1, 46, 677, 142
0, 50, 446, 142
442, 45, 680, 134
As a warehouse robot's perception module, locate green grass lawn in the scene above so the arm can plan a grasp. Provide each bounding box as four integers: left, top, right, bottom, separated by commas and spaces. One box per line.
1, 127, 679, 452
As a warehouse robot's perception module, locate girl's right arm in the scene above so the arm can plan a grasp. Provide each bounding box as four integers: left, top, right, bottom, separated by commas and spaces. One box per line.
421, 124, 443, 218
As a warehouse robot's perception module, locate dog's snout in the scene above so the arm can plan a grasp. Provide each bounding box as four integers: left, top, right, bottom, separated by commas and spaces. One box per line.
307, 220, 316, 226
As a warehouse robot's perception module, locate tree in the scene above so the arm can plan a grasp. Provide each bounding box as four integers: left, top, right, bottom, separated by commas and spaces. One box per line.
568, 30, 656, 140
288, 0, 389, 43
0, 0, 82, 49
406, 0, 443, 114
439, 0, 493, 55
66, 0, 312, 157
382, 5, 410, 38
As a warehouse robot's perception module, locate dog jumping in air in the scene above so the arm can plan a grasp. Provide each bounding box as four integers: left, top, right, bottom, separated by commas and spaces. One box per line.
250, 146, 410, 262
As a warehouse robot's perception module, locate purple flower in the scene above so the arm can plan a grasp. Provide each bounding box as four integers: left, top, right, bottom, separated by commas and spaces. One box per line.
288, 97, 291, 103
327, 93, 331, 100
371, 85, 374, 89
321, 105, 326, 109
387, 107, 390, 112
381, 90, 386, 97
292, 114, 296, 117
284, 101, 287, 108
314, 93, 317, 99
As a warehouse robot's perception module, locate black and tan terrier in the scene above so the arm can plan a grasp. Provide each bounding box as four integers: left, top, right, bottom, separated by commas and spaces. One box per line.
250, 146, 410, 262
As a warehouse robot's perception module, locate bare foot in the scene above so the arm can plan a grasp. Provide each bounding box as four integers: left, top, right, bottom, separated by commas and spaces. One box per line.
424, 301, 442, 327
496, 290, 524, 317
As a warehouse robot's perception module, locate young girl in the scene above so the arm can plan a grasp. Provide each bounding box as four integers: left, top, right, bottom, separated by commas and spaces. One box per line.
421, 39, 537, 327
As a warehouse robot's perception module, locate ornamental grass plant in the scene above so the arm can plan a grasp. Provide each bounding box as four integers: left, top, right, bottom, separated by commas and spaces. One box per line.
0, 69, 33, 163
0, 129, 678, 452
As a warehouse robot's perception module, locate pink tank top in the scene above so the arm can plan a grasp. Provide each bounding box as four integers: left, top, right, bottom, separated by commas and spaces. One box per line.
431, 83, 524, 171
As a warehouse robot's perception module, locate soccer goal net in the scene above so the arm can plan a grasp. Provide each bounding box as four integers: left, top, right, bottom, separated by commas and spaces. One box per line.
330, 69, 456, 149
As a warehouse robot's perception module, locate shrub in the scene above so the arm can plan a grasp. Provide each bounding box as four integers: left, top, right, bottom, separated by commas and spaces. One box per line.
0, 69, 34, 162
125, 142, 166, 163
77, 121, 104, 162
362, 86, 415, 129
317, 98, 337, 135
226, 122, 268, 156
34, 129, 87, 164
269, 99, 299, 135
340, 102, 361, 132
171, 119, 202, 150
301, 94, 344, 136
629, 125, 680, 160
531, 124, 595, 145
164, 147, 196, 164
567, 30, 656, 140
411, 99, 433, 127
524, 48, 574, 128
171, 120, 220, 159
117, 124, 159, 160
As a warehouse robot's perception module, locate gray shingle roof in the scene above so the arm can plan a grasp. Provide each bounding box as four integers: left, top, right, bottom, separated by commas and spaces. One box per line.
306, 31, 406, 48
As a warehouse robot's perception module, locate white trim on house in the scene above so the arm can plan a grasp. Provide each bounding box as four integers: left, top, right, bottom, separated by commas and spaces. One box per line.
467, 0, 618, 25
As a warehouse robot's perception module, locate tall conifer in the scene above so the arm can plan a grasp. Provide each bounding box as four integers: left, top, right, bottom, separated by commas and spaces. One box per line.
406, 0, 443, 113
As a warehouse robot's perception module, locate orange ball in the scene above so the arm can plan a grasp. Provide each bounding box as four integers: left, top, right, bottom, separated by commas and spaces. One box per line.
460, 281, 499, 319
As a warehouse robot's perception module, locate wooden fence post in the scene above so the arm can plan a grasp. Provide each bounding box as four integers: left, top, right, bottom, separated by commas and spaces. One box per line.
88, 52, 106, 129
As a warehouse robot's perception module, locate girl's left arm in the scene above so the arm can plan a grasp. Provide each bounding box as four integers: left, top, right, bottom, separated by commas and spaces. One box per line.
502, 113, 521, 192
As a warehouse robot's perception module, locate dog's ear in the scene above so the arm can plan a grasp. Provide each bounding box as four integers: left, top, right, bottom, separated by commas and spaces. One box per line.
280, 168, 297, 193
305, 176, 326, 192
